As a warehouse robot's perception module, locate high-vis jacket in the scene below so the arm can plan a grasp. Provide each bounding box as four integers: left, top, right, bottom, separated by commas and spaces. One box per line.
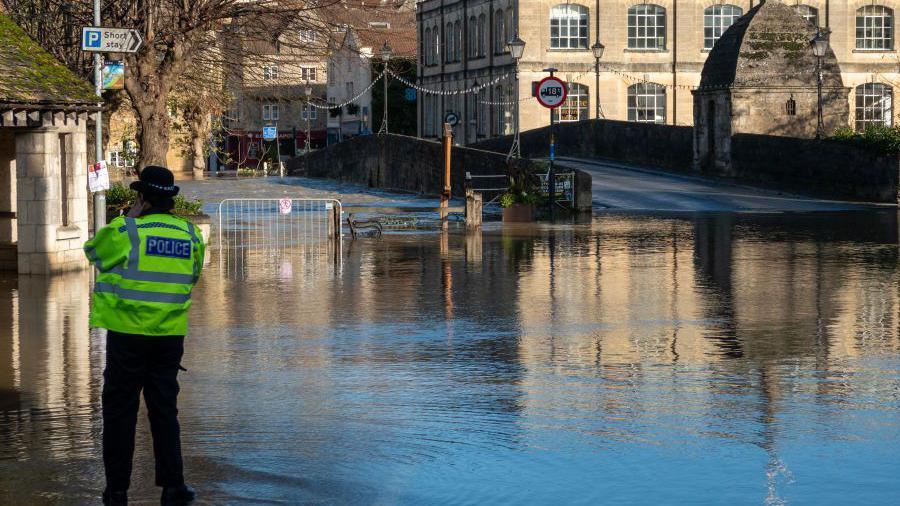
84, 213, 205, 336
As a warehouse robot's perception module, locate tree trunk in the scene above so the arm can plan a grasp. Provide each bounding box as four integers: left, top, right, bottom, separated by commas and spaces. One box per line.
133, 98, 171, 170
190, 113, 211, 176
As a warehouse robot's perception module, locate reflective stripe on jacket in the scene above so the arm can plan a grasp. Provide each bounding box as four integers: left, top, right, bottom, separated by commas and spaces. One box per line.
84, 213, 205, 336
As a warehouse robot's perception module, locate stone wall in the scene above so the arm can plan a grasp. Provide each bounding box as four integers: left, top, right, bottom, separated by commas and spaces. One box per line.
730, 134, 900, 203
474, 118, 900, 203
285, 133, 593, 211
473, 119, 695, 173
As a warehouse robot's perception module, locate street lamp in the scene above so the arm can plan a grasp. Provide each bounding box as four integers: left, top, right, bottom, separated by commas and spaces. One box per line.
378, 41, 392, 134
810, 29, 829, 139
507, 34, 525, 160
591, 42, 605, 120
304, 80, 312, 153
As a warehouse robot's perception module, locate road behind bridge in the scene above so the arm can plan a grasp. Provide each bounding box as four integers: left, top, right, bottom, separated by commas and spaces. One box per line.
556, 158, 891, 212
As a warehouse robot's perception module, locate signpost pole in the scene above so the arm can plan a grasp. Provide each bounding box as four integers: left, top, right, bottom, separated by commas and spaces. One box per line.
440, 122, 452, 230
92, 0, 105, 235
547, 69, 557, 221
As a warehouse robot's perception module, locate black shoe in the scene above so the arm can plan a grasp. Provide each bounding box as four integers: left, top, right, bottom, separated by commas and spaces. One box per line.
160, 484, 195, 505
102, 489, 128, 506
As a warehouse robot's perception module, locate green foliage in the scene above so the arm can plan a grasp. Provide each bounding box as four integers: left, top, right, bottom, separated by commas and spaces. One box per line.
499, 169, 543, 208
104, 182, 203, 217
828, 125, 900, 155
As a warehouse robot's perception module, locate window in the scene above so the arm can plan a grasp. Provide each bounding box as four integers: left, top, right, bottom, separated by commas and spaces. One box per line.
550, 4, 589, 49
855, 83, 893, 130
627, 4, 666, 50
495, 85, 506, 135
346, 81, 354, 99
58, 134, 71, 226
506, 8, 514, 43
494, 9, 506, 53
559, 83, 589, 122
263, 65, 278, 80
455, 20, 463, 61
478, 14, 486, 56
446, 22, 454, 63
300, 30, 317, 43
703, 5, 742, 50
468, 16, 477, 58
425, 27, 433, 65
785, 96, 796, 116
627, 83, 666, 123
794, 5, 818, 27
434, 28, 441, 65
263, 103, 279, 121
857, 6, 894, 50
301, 67, 317, 81
301, 104, 317, 121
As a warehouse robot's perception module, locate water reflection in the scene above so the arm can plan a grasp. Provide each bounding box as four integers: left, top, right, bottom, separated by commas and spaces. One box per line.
1, 211, 899, 503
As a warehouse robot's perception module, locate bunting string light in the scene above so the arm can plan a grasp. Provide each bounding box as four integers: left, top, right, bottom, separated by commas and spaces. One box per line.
306, 71, 386, 110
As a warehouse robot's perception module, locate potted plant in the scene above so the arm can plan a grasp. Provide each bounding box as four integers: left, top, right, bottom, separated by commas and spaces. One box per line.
499, 172, 540, 223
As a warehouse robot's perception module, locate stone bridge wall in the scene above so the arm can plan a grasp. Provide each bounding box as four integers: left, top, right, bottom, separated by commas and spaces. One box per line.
474, 119, 900, 203
285, 134, 593, 210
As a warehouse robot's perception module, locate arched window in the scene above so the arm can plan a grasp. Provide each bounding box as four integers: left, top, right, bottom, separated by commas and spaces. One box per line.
628, 4, 666, 50
454, 20, 462, 61
434, 29, 441, 64
424, 27, 432, 65
794, 5, 819, 27
857, 6, 894, 50
494, 9, 506, 53
550, 4, 589, 49
445, 22, 453, 63
478, 14, 486, 57
628, 83, 666, 123
559, 83, 589, 122
468, 17, 476, 58
855, 83, 893, 130
703, 5, 742, 50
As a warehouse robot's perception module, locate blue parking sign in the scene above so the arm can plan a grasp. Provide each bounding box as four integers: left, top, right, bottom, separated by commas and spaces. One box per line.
263, 126, 277, 140
84, 29, 101, 48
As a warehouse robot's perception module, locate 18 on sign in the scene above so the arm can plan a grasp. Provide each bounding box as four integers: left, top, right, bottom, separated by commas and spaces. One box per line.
535, 76, 568, 109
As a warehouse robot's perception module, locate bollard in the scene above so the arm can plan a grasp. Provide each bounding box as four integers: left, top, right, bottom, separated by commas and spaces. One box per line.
465, 189, 482, 229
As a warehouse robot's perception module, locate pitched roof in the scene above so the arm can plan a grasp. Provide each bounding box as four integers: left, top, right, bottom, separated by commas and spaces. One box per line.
325, 3, 417, 58
699, 0, 843, 90
0, 14, 97, 106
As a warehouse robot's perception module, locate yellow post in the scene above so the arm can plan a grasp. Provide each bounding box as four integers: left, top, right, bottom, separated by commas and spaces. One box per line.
440, 122, 452, 229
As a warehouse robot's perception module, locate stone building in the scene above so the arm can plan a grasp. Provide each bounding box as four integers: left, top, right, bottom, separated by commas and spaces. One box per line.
0, 14, 96, 274
693, 1, 848, 173
417, 0, 900, 143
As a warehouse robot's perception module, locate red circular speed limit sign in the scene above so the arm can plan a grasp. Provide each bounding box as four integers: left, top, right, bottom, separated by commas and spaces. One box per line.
535, 76, 568, 109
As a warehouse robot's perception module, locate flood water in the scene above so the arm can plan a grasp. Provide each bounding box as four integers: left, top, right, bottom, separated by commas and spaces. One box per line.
2, 208, 900, 504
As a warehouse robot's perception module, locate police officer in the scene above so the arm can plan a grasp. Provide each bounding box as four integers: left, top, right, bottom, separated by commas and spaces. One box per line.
84, 166, 205, 506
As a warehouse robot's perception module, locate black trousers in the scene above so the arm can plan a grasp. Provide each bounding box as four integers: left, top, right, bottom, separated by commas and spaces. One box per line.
103, 331, 186, 491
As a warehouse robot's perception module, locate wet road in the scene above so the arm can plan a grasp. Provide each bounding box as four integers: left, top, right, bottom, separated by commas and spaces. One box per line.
2, 179, 900, 504
557, 157, 890, 212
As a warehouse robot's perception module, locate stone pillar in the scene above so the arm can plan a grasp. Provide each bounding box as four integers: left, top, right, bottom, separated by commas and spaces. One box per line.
15, 125, 89, 274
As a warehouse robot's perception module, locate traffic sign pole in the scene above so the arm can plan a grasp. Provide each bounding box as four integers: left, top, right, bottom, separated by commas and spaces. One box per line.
92, 0, 105, 236
536, 70, 566, 221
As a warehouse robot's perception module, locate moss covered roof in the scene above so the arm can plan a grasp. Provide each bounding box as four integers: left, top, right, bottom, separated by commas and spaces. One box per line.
0, 13, 97, 105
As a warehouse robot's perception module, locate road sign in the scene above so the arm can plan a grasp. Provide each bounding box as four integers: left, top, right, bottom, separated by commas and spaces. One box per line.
535, 76, 568, 109
81, 27, 143, 53
263, 126, 278, 140
444, 111, 459, 127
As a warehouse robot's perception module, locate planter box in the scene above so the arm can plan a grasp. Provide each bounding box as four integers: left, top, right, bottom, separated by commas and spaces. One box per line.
502, 203, 534, 223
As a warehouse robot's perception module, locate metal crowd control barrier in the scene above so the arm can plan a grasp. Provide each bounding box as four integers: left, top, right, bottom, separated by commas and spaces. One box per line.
216, 198, 342, 274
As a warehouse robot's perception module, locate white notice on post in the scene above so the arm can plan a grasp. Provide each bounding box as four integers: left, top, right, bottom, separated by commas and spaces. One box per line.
279, 198, 292, 215
88, 161, 110, 193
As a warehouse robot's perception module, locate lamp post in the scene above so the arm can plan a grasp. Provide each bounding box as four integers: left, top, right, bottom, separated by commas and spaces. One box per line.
591, 42, 604, 119
507, 35, 525, 160
811, 29, 829, 139
304, 80, 312, 153
378, 41, 392, 134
